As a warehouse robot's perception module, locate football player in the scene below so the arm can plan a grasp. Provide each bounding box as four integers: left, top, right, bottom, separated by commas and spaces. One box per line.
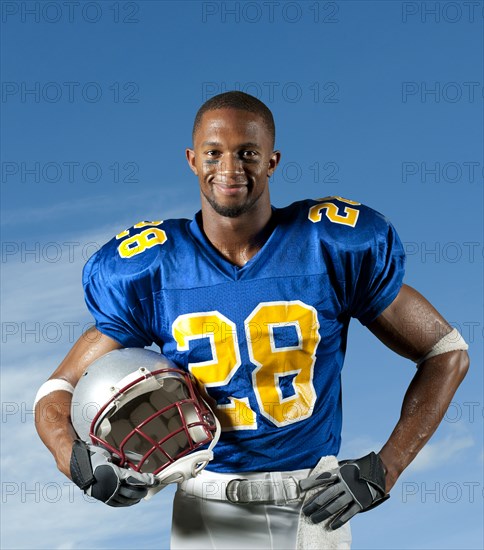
35, 92, 469, 549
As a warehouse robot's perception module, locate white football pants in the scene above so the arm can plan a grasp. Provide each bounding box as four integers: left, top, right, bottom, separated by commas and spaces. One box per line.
171, 466, 352, 550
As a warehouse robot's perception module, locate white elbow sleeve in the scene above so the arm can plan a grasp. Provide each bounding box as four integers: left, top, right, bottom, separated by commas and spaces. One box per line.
416, 328, 468, 366
33, 379, 74, 416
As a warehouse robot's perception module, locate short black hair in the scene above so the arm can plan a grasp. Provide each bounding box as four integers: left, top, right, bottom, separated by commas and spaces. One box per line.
192, 91, 275, 147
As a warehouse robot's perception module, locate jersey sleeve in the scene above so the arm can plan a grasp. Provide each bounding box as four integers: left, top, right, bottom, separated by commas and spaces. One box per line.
347, 216, 406, 325
82, 243, 155, 348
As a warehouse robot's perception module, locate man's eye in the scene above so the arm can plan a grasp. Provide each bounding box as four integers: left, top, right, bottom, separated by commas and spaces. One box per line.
205, 150, 219, 156
241, 151, 257, 158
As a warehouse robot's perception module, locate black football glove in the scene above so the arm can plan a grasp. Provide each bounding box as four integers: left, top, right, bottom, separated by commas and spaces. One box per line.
70, 440, 158, 507
300, 452, 389, 530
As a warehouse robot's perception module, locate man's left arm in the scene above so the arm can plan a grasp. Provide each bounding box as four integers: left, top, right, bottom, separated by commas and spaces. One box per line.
301, 283, 469, 529
367, 283, 470, 492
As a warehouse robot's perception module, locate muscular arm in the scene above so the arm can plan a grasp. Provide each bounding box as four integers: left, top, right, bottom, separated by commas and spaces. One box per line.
367, 284, 469, 493
34, 327, 122, 479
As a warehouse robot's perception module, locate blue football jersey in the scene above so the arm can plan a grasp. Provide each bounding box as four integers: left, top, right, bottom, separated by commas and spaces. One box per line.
83, 197, 405, 472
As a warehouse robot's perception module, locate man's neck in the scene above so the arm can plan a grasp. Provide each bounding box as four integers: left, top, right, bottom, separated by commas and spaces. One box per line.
199, 204, 275, 267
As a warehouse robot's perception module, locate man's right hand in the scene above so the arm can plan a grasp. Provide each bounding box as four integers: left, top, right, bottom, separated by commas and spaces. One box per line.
70, 440, 159, 507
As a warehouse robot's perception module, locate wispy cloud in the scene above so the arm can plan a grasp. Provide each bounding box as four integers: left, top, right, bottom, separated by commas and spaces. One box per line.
1, 215, 190, 549
338, 435, 383, 459
2, 189, 199, 230
407, 425, 475, 473
1, 346, 176, 550
339, 425, 476, 474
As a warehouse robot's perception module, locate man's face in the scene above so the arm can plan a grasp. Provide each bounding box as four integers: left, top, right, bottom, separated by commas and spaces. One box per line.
186, 108, 280, 218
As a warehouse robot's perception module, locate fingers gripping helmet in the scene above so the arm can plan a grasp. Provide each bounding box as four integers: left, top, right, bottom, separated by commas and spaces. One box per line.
71, 348, 220, 485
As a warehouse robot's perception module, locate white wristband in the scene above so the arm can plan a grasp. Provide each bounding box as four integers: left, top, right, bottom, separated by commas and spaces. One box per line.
416, 328, 468, 366
34, 378, 74, 411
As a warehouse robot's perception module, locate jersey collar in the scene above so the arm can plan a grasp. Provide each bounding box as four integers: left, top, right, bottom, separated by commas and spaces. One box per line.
187, 208, 281, 280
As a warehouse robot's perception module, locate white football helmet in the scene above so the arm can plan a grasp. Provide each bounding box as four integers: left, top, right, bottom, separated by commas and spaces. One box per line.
71, 348, 220, 488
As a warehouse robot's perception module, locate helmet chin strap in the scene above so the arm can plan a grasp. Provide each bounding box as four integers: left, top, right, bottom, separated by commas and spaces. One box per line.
145, 416, 221, 500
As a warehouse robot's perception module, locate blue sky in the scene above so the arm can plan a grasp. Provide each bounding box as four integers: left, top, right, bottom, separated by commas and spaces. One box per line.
1, 1, 482, 548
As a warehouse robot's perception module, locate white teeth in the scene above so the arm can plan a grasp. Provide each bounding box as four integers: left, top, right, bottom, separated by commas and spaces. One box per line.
213, 172, 247, 185
217, 170, 244, 175
213, 184, 247, 187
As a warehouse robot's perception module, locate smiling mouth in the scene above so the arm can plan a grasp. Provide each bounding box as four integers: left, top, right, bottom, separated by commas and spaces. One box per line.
212, 180, 247, 186
213, 182, 248, 196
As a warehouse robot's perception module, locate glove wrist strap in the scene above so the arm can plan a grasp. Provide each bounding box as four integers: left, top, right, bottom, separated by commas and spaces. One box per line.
70, 440, 95, 490
356, 452, 387, 494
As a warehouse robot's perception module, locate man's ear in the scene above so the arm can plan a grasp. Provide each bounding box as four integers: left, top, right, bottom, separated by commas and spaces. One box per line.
268, 150, 281, 177
186, 148, 198, 176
